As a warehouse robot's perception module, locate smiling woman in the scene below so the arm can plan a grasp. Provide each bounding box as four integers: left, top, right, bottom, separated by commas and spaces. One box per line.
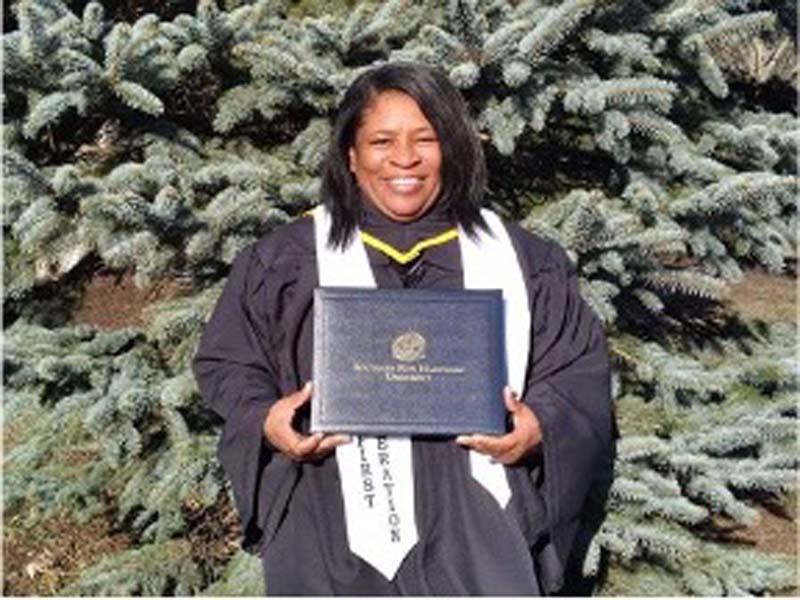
348, 91, 442, 223
192, 62, 613, 596
321, 62, 488, 249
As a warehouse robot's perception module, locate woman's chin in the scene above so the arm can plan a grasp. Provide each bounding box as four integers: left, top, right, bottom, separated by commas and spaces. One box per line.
375, 199, 435, 222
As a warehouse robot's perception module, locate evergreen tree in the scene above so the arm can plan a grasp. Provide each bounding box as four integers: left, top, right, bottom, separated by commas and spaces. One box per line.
3, 0, 797, 594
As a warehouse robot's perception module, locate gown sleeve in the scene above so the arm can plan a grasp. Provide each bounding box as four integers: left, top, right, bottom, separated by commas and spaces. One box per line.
192, 246, 292, 549
519, 237, 613, 593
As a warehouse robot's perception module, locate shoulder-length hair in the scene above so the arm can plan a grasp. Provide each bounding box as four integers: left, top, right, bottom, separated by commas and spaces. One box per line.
320, 62, 488, 248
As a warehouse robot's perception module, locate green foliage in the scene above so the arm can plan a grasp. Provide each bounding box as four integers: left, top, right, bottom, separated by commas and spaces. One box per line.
4, 324, 139, 520
595, 322, 798, 593
62, 540, 203, 595
201, 550, 264, 596
2, 0, 797, 596
3, 130, 297, 312
3, 321, 226, 587
669, 172, 797, 275
5, 0, 179, 137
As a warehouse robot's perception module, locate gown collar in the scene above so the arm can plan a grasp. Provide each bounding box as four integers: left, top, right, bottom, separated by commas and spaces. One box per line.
359, 199, 457, 259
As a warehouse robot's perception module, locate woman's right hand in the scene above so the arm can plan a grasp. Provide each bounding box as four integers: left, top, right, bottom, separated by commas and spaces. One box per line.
264, 382, 350, 461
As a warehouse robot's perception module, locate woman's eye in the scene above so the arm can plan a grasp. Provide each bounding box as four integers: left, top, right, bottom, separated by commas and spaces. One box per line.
370, 139, 390, 146
417, 137, 438, 144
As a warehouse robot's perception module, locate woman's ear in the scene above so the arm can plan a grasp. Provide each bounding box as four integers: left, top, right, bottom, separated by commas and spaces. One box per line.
348, 147, 356, 174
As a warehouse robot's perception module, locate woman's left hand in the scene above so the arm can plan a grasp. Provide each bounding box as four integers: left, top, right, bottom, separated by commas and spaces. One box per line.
455, 386, 542, 465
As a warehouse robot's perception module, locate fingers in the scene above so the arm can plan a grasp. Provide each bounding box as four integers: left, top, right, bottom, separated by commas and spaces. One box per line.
263, 381, 352, 462
455, 434, 499, 450
315, 434, 352, 455
265, 382, 320, 460
293, 433, 351, 460
503, 385, 521, 413
456, 433, 517, 464
280, 430, 352, 461
455, 387, 539, 465
287, 381, 313, 409
292, 431, 325, 457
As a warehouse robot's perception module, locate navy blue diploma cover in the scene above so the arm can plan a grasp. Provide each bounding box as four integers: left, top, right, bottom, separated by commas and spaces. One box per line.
311, 287, 507, 435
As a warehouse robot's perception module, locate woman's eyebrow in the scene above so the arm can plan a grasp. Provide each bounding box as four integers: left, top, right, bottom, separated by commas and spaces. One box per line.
367, 126, 437, 136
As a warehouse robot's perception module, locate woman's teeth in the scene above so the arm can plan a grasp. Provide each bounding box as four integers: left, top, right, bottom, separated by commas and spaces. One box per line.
387, 177, 423, 192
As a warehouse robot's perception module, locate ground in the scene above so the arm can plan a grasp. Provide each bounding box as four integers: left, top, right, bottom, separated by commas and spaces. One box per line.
725, 496, 799, 596
726, 266, 798, 323
3, 266, 798, 595
71, 270, 193, 329
3, 512, 130, 596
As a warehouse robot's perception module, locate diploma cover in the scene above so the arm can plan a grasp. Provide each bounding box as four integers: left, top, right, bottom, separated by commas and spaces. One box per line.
311, 287, 507, 435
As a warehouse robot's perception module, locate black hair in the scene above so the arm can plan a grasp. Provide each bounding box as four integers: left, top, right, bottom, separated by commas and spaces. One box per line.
320, 62, 488, 248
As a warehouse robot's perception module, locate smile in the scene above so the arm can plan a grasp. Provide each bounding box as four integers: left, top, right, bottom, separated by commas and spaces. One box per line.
385, 177, 425, 192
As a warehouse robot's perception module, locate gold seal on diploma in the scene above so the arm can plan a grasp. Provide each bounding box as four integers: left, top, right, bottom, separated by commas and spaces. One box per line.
391, 331, 426, 362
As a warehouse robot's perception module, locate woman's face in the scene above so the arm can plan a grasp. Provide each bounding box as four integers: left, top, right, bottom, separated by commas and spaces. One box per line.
349, 91, 442, 222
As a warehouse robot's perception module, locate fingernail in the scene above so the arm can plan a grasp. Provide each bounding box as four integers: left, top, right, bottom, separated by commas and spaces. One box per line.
305, 381, 313, 391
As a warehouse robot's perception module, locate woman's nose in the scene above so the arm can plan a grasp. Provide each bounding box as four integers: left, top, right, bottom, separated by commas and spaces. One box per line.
389, 140, 421, 167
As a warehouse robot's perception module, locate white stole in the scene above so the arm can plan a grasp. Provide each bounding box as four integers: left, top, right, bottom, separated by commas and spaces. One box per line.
312, 205, 530, 580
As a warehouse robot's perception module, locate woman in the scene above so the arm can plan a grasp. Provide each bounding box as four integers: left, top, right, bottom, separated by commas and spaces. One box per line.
193, 62, 612, 595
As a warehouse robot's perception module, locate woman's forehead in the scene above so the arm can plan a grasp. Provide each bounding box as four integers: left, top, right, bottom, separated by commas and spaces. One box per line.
356, 90, 434, 131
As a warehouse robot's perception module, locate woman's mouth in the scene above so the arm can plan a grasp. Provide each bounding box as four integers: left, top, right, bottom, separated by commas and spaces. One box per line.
385, 177, 425, 193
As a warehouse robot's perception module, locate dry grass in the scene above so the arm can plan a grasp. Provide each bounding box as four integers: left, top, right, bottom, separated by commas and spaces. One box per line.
737, 495, 798, 557
721, 492, 799, 596
72, 271, 192, 329
2, 512, 130, 596
725, 268, 797, 323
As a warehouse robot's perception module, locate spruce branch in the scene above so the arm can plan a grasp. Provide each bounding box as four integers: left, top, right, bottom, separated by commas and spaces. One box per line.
502, 59, 533, 88
725, 35, 799, 87
681, 34, 729, 97
699, 11, 777, 53
654, 0, 729, 33
517, 0, 596, 66
415, 24, 469, 68
449, 61, 482, 89
62, 540, 203, 595
17, 0, 58, 61
641, 270, 726, 298
669, 172, 797, 218
81, 2, 105, 41
482, 18, 532, 65
627, 111, 691, 146
23, 91, 88, 139
200, 550, 264, 596
113, 81, 165, 116
563, 77, 678, 115
351, 0, 413, 45
479, 96, 526, 155
582, 29, 663, 75
444, 0, 488, 50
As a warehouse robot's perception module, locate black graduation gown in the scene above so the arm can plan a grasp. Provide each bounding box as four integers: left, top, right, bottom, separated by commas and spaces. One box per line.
192, 204, 613, 595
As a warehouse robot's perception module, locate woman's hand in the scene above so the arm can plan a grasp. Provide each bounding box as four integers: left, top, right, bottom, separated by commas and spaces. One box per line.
455, 386, 542, 465
264, 382, 350, 461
